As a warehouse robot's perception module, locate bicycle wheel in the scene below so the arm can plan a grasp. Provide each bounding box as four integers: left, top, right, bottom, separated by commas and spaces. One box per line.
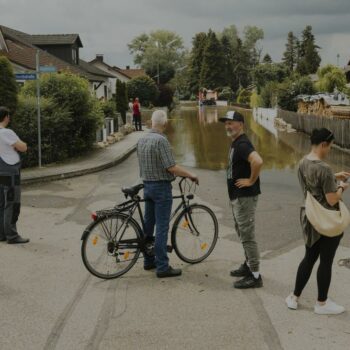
81, 213, 142, 279
171, 204, 218, 264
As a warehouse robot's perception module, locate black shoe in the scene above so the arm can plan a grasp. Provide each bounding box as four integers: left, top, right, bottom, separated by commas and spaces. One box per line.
0, 237, 6, 242
144, 263, 156, 271
233, 275, 263, 289
230, 262, 251, 277
7, 236, 30, 244
157, 266, 182, 278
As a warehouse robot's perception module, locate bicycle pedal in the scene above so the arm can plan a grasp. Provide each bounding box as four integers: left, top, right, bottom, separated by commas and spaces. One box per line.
167, 245, 173, 253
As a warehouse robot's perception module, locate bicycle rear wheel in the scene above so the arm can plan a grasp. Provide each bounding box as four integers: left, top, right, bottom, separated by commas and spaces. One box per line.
81, 213, 141, 279
171, 204, 218, 264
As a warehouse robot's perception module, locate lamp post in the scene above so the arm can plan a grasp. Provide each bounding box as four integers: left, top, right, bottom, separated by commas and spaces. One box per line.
155, 38, 178, 85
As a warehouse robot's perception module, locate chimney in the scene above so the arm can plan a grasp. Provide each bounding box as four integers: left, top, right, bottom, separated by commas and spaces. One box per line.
96, 54, 104, 62
126, 65, 130, 70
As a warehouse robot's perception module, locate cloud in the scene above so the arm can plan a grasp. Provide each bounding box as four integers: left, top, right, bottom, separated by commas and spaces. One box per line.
0, 0, 349, 66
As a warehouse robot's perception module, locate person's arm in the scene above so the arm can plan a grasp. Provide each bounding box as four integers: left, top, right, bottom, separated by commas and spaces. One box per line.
326, 181, 349, 206
235, 151, 263, 188
13, 140, 27, 152
167, 165, 198, 184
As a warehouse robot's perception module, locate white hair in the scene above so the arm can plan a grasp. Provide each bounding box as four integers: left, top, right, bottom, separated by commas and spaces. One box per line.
151, 109, 168, 127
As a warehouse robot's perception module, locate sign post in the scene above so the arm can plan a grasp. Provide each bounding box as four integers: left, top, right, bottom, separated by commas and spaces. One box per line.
36, 50, 42, 168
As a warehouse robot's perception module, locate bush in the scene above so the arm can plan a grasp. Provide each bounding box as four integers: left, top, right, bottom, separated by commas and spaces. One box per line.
156, 84, 174, 108
12, 96, 72, 167
21, 72, 103, 158
127, 76, 159, 107
218, 86, 234, 101
260, 81, 279, 108
250, 90, 263, 108
100, 99, 116, 119
237, 88, 252, 105
0, 56, 18, 114
115, 80, 128, 123
315, 64, 347, 93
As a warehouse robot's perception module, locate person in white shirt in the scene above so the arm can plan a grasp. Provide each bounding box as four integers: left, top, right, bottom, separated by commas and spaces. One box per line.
0, 106, 29, 244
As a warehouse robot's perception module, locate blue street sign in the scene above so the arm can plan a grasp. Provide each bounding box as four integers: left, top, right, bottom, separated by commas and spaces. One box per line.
15, 73, 37, 80
39, 65, 57, 73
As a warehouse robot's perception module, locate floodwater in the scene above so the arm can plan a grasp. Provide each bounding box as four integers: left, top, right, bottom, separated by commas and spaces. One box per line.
161, 105, 350, 173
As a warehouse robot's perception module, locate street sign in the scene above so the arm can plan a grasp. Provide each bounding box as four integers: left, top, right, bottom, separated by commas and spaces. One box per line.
15, 73, 37, 80
39, 65, 57, 73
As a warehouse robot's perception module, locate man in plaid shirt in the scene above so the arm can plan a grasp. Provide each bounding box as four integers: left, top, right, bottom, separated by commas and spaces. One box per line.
137, 110, 198, 278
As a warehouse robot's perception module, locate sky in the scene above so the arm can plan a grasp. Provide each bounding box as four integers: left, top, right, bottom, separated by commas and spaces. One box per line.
1, 0, 350, 68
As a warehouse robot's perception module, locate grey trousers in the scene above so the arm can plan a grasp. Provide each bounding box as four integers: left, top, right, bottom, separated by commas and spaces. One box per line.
0, 184, 21, 241
231, 196, 260, 272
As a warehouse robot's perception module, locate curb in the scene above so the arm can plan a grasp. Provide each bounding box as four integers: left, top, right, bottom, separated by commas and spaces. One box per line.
21, 144, 137, 186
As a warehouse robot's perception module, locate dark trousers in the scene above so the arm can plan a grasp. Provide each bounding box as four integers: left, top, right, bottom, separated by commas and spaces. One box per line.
0, 183, 21, 241
293, 235, 342, 302
133, 114, 142, 131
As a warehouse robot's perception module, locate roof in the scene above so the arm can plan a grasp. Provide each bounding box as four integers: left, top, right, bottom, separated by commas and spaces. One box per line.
113, 66, 147, 79
89, 58, 132, 79
30, 34, 83, 47
0, 25, 106, 82
79, 59, 113, 78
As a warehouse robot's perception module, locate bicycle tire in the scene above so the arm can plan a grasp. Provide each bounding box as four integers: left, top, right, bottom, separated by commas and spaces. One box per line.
171, 204, 218, 264
81, 213, 142, 279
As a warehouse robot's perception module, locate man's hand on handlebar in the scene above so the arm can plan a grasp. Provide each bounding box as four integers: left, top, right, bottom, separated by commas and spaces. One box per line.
188, 174, 199, 185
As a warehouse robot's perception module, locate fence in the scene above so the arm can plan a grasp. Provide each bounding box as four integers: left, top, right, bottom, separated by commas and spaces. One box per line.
278, 109, 350, 149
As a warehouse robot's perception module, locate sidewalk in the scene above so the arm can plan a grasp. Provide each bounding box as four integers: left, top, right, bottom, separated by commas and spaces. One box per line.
21, 131, 144, 185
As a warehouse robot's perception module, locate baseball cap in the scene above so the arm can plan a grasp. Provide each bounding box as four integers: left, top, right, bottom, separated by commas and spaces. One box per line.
218, 111, 244, 123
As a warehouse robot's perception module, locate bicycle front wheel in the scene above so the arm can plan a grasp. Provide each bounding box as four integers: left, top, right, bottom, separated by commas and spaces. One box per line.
171, 204, 218, 264
81, 213, 142, 279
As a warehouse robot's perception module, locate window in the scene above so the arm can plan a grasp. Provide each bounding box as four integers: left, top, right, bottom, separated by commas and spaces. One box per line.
72, 49, 77, 64
104, 85, 108, 99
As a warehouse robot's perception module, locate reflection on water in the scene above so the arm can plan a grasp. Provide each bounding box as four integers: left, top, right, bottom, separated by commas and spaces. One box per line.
145, 106, 350, 172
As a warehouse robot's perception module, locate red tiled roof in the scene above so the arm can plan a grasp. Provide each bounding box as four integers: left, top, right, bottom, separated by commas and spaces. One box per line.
114, 66, 147, 79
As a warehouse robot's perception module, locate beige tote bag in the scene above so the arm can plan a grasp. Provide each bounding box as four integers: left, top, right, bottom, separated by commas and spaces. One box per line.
305, 191, 350, 237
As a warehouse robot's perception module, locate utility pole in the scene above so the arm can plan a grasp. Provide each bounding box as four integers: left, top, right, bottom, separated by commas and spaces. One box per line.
36, 50, 42, 168
337, 53, 340, 67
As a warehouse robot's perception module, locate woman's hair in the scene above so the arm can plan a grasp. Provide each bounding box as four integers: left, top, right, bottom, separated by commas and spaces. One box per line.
310, 128, 335, 145
0, 106, 9, 122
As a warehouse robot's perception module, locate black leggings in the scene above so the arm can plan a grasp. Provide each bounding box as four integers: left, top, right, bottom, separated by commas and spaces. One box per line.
294, 235, 342, 302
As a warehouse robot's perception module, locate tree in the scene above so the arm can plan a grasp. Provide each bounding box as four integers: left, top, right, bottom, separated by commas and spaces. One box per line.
199, 30, 226, 89
188, 32, 207, 93
128, 30, 186, 85
0, 56, 18, 114
282, 32, 298, 72
252, 62, 289, 92
296, 26, 321, 75
262, 54, 272, 64
127, 76, 159, 107
115, 80, 128, 123
156, 84, 174, 108
237, 88, 252, 105
315, 64, 347, 93
243, 26, 264, 67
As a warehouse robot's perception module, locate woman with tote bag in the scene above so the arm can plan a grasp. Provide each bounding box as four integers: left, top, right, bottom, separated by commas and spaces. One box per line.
286, 128, 350, 315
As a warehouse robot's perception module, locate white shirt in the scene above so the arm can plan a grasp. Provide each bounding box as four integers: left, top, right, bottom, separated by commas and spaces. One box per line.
0, 128, 20, 165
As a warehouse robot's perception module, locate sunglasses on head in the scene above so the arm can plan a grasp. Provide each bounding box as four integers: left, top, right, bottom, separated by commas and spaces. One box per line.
325, 132, 334, 141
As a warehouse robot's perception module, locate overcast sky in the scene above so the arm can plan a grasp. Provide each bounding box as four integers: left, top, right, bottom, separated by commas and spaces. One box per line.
1, 0, 350, 68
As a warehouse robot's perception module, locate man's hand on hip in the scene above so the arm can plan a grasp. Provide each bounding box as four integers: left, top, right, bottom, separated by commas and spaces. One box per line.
235, 178, 253, 188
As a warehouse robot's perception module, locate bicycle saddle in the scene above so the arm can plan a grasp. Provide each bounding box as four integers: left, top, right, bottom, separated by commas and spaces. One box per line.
122, 183, 144, 197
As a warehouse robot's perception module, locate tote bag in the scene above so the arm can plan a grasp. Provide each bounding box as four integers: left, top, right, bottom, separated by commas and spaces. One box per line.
305, 190, 350, 237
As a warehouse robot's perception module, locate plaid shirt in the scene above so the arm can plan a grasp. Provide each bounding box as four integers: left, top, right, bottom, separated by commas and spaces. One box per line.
137, 130, 176, 181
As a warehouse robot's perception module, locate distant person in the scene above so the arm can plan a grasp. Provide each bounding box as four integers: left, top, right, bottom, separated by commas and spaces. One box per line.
128, 99, 133, 113
286, 128, 349, 315
220, 110, 263, 289
0, 106, 29, 244
133, 97, 142, 131
137, 110, 198, 277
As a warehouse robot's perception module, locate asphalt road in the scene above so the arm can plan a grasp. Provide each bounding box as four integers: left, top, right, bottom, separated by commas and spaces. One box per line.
1, 153, 350, 350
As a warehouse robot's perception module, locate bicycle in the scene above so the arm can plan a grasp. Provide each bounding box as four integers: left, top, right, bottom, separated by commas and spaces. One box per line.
81, 177, 219, 279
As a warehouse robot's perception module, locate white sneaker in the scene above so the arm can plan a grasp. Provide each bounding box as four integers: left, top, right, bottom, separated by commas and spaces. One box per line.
285, 294, 298, 310
314, 299, 345, 315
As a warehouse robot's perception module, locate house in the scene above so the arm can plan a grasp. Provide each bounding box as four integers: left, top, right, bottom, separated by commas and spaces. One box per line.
89, 54, 147, 96
0, 25, 114, 99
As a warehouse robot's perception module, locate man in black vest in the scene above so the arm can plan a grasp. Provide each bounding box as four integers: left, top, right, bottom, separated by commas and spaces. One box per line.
219, 111, 263, 288
0, 106, 29, 244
